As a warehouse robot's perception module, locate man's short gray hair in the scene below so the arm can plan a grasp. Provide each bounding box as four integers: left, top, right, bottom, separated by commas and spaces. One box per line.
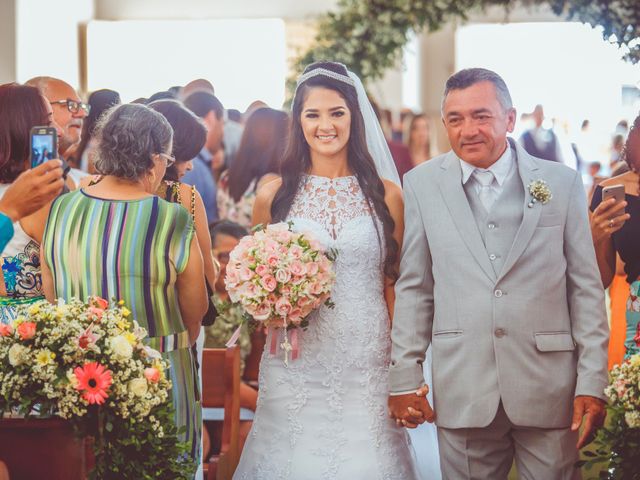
441, 68, 513, 113
94, 103, 173, 181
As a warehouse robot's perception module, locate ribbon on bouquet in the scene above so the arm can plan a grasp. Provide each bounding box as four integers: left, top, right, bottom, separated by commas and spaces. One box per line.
268, 326, 301, 365
225, 325, 242, 348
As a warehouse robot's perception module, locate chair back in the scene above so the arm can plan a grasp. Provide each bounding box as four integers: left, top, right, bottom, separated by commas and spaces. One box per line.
202, 346, 241, 480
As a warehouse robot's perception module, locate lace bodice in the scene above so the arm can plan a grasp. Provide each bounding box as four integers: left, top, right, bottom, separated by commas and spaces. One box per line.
289, 175, 372, 240
234, 175, 417, 480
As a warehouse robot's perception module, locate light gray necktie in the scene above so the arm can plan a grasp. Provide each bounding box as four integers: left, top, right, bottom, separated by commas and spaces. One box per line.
474, 169, 496, 212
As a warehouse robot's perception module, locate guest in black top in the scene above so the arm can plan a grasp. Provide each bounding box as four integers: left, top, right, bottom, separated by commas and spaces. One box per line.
590, 113, 640, 358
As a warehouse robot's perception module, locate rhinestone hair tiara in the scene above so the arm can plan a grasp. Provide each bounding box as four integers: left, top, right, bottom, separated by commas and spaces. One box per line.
295, 67, 356, 88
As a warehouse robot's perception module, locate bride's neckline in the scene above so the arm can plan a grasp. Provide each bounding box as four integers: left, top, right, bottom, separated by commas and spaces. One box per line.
303, 173, 357, 182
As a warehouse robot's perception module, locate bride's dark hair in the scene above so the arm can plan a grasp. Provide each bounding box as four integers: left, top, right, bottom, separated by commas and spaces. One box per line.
271, 61, 399, 279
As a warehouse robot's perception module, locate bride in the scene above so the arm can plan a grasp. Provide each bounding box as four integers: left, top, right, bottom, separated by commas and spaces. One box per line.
233, 61, 419, 479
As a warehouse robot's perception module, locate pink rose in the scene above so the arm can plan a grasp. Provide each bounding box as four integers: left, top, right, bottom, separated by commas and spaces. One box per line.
238, 267, 253, 282
255, 264, 270, 277
144, 367, 161, 383
267, 255, 280, 267
253, 302, 272, 321
289, 245, 304, 259
275, 297, 292, 316
280, 285, 291, 295
0, 324, 14, 337
297, 296, 311, 308
88, 307, 104, 321
288, 307, 303, 324
311, 282, 325, 295
260, 275, 277, 292
291, 275, 305, 285
225, 268, 240, 287
306, 262, 319, 276
290, 261, 305, 277
275, 269, 291, 284
17, 321, 36, 340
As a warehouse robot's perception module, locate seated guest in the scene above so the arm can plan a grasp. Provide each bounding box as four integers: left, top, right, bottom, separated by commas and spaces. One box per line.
0, 83, 72, 323
70, 89, 121, 173
591, 113, 640, 359
217, 108, 288, 228
41, 103, 208, 466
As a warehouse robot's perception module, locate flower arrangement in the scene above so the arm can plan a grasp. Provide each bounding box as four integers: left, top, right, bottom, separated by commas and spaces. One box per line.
225, 222, 336, 363
527, 179, 552, 207
0, 297, 195, 479
581, 354, 640, 477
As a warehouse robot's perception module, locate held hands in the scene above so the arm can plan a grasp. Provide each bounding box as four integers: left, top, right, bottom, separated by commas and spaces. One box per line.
572, 395, 607, 449
0, 159, 64, 221
388, 385, 434, 429
590, 197, 630, 244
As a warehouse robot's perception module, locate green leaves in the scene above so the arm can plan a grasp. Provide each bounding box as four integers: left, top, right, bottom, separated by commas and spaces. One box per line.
290, 0, 640, 93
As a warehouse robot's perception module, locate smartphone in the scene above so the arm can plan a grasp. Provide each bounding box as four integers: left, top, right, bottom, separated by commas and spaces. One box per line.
30, 126, 57, 168
602, 184, 626, 213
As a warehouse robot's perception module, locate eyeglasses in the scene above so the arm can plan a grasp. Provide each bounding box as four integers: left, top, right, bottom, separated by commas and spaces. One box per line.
50, 99, 91, 115
157, 153, 176, 168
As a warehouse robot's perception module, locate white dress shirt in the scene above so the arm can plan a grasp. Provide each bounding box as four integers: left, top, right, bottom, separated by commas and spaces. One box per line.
459, 144, 515, 198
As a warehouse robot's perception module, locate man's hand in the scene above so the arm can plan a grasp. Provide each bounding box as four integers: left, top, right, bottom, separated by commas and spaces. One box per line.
388, 386, 435, 429
571, 395, 607, 449
0, 159, 64, 221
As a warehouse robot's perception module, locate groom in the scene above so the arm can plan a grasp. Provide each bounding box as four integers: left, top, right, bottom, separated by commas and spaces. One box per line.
388, 68, 609, 479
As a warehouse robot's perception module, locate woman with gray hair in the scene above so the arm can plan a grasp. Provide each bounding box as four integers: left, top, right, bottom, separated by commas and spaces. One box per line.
41, 103, 208, 469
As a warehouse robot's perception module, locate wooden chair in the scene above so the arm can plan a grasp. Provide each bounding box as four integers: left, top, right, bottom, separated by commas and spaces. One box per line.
202, 346, 241, 480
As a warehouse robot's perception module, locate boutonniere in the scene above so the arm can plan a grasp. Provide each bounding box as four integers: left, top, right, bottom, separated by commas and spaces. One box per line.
527, 180, 552, 208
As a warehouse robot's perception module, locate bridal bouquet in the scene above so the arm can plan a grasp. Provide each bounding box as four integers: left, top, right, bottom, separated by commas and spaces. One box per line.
581, 354, 640, 477
0, 297, 195, 479
225, 222, 336, 362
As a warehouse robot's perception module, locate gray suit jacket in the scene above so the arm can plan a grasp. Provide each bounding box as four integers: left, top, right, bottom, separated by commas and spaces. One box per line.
390, 138, 609, 429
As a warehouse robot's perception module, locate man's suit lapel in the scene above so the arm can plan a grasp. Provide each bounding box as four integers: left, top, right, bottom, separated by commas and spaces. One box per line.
496, 140, 542, 283
438, 153, 497, 283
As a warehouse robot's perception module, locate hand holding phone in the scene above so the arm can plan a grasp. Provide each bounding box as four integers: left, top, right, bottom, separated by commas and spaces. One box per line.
30, 126, 57, 169
591, 184, 630, 243
602, 184, 626, 212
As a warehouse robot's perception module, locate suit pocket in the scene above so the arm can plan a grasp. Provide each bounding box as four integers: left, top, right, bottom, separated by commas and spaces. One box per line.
534, 332, 575, 352
536, 213, 562, 228
433, 329, 463, 339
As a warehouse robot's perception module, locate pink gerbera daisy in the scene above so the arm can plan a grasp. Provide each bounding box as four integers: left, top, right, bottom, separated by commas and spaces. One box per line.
74, 362, 112, 405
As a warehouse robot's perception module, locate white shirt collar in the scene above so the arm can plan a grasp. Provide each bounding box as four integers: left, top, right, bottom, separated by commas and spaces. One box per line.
460, 144, 514, 186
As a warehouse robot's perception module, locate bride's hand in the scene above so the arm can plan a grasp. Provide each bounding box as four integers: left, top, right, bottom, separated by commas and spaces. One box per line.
388, 388, 434, 429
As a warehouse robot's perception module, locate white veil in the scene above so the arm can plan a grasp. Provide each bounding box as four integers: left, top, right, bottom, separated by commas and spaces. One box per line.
293, 66, 401, 186
347, 71, 401, 186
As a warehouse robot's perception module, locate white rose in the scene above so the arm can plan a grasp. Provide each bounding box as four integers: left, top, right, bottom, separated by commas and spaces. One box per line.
110, 335, 133, 359
128, 378, 148, 397
143, 346, 162, 360
8, 344, 28, 366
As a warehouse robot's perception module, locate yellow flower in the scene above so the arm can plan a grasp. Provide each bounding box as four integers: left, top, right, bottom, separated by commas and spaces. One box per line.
120, 307, 131, 318
124, 331, 137, 345
36, 349, 55, 366
116, 319, 130, 331
55, 306, 68, 319
28, 305, 40, 315
630, 354, 640, 368
118, 300, 125, 306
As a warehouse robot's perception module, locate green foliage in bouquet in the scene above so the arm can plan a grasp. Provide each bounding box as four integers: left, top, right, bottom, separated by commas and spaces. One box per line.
0, 298, 195, 479
580, 355, 640, 479
290, 0, 640, 93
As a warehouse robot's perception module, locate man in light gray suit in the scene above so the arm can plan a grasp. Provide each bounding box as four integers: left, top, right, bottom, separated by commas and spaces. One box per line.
388, 68, 609, 479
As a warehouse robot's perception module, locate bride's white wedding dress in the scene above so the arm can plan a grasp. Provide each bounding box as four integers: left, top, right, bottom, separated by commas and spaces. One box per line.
234, 175, 418, 480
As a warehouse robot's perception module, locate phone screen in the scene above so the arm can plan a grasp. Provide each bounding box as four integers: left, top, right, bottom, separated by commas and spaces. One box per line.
31, 132, 56, 168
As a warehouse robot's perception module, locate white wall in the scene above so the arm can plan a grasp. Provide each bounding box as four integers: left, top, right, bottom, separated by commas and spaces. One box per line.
95, 0, 338, 20
13, 0, 94, 87
0, 0, 17, 84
